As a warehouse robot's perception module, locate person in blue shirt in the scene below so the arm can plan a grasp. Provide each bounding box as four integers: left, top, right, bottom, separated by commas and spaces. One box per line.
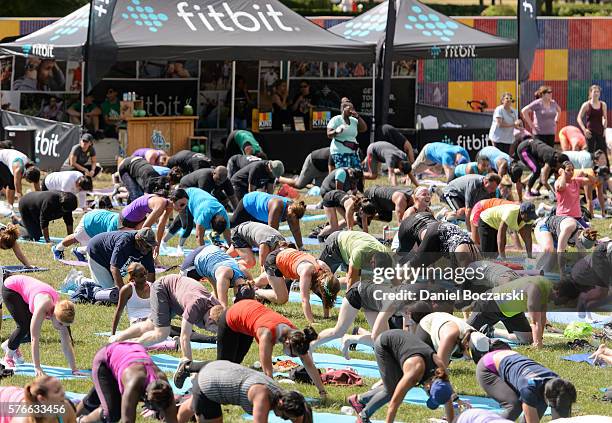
476, 350, 576, 421
162, 187, 230, 249
451, 156, 491, 180
477, 145, 525, 201
229, 191, 305, 250
412, 142, 471, 182
326, 101, 367, 170
182, 245, 252, 308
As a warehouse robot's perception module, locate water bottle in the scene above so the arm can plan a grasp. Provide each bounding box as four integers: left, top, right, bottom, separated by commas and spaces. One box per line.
122, 92, 127, 101
416, 114, 423, 130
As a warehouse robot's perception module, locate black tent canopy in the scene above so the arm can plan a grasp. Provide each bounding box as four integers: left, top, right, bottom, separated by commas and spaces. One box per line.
330, 0, 516, 59
0, 0, 374, 62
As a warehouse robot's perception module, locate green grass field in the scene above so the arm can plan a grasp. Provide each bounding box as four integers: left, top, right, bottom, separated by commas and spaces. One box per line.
0, 173, 610, 422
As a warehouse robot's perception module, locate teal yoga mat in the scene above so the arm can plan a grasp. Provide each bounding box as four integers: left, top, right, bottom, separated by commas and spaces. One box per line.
150, 354, 192, 395
546, 311, 612, 329
317, 338, 374, 354
94, 332, 216, 350
287, 291, 343, 308
14, 363, 91, 380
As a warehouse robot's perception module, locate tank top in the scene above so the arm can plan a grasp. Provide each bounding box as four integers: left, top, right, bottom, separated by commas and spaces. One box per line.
242, 192, 290, 223
0, 149, 27, 175
3, 275, 59, 317
494, 276, 552, 317
276, 249, 319, 280
126, 282, 151, 323
585, 103, 604, 136
196, 360, 281, 414
121, 193, 153, 222
106, 342, 157, 393
418, 312, 474, 356
0, 386, 25, 423
226, 299, 296, 342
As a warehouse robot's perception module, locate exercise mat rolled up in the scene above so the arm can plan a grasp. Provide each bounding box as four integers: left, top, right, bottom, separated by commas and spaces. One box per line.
93, 287, 119, 304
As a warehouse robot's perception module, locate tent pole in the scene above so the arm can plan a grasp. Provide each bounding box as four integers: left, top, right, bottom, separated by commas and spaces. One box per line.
230, 61, 236, 132
370, 63, 376, 143
379, 0, 397, 127
80, 61, 86, 128
515, 58, 520, 109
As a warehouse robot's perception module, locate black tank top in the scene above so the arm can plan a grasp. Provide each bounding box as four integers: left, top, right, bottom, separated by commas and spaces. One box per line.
398, 212, 437, 252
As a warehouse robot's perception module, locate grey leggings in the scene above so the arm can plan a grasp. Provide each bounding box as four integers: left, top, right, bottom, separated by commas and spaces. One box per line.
360, 341, 405, 418
476, 359, 547, 422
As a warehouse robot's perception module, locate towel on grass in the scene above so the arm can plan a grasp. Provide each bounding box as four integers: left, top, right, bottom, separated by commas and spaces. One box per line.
547, 311, 612, 329
316, 338, 374, 355
561, 352, 606, 367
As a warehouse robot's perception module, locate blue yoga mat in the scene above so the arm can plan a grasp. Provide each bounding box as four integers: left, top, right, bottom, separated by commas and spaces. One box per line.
159, 245, 194, 257
403, 387, 504, 411
94, 332, 216, 350
287, 291, 343, 308
65, 392, 86, 403
2, 315, 12, 320
547, 311, 612, 329
561, 352, 606, 366
318, 338, 374, 355
243, 412, 386, 423
285, 236, 321, 246
18, 236, 64, 245
279, 214, 326, 231
14, 363, 91, 380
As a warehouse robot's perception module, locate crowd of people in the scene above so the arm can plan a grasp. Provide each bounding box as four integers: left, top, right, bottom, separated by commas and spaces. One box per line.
0, 87, 610, 423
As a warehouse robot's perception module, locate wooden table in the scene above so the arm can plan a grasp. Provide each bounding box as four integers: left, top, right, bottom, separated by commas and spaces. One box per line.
123, 116, 198, 155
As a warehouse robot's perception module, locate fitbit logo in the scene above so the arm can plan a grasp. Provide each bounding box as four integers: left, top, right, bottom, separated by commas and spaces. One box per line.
176, 2, 298, 32
35, 130, 60, 158
444, 45, 476, 58
441, 135, 452, 145
457, 134, 492, 151
22, 44, 55, 58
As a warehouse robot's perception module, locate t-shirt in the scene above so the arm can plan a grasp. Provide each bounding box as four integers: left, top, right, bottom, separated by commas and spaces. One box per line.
3, 275, 58, 315
63, 143, 96, 168
186, 187, 230, 230
87, 231, 155, 276
180, 168, 234, 197
454, 162, 479, 178
82, 209, 120, 237
526, 99, 558, 135
320, 168, 360, 197
418, 312, 473, 357
494, 276, 551, 317
456, 410, 513, 423
398, 212, 437, 252
425, 142, 469, 166
327, 115, 359, 155
478, 146, 511, 171
226, 299, 295, 342
378, 330, 437, 384
242, 191, 289, 223
563, 150, 592, 169
322, 190, 350, 208
155, 274, 219, 329
498, 353, 558, 410
101, 99, 120, 120
480, 204, 527, 231
227, 155, 262, 177
232, 222, 283, 247
0, 149, 27, 174
275, 249, 319, 280
167, 150, 211, 173
230, 161, 274, 193
233, 130, 262, 154
43, 171, 86, 208
310, 147, 331, 172
364, 186, 412, 212
337, 231, 389, 270
489, 105, 518, 144
367, 141, 406, 168
194, 245, 244, 281
18, 191, 75, 230
443, 174, 492, 209
556, 178, 582, 218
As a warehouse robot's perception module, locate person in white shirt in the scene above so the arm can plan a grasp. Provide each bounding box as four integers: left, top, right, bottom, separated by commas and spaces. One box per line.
41, 170, 92, 209
0, 148, 41, 207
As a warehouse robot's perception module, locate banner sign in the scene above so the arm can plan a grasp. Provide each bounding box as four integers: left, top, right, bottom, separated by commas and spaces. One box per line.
311, 111, 331, 129
1, 110, 80, 171
91, 79, 198, 117
518, 0, 539, 82
258, 112, 273, 131
413, 128, 492, 160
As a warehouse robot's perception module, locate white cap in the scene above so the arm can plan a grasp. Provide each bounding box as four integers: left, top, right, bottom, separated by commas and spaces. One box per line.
469, 331, 490, 353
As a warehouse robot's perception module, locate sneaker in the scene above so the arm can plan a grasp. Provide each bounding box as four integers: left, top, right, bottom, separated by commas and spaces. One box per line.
1, 354, 15, 369
173, 359, 192, 389
52, 245, 64, 261
72, 248, 86, 262
347, 394, 364, 415
536, 202, 547, 218
479, 324, 495, 338
12, 348, 24, 365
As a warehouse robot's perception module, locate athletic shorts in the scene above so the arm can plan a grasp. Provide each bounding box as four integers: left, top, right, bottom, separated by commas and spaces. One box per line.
442, 193, 464, 212
318, 231, 345, 273
0, 163, 15, 190
322, 190, 349, 208
149, 282, 175, 327
345, 284, 362, 310
468, 300, 531, 334
73, 219, 91, 245
264, 249, 283, 278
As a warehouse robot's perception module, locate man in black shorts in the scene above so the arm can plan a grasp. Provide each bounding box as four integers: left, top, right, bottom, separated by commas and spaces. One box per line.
227, 154, 263, 179
179, 166, 238, 209
278, 147, 332, 189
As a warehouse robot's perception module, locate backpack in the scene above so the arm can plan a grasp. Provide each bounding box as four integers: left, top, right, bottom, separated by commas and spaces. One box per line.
288, 366, 320, 385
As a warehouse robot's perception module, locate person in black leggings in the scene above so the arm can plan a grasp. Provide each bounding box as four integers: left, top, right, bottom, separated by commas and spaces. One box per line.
517, 138, 568, 197
117, 157, 167, 202
396, 211, 437, 253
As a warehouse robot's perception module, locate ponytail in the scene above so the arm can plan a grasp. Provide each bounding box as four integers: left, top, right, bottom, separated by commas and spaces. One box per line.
288, 201, 306, 219
0, 224, 20, 249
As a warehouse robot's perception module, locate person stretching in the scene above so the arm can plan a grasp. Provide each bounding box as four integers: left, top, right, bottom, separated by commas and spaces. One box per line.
0, 148, 41, 207
517, 138, 568, 198
477, 202, 536, 259
0, 223, 32, 267
230, 191, 305, 249
364, 141, 417, 186
362, 185, 414, 228
347, 330, 455, 423
41, 170, 93, 210
112, 275, 221, 363
1, 275, 81, 376
18, 191, 77, 243
559, 125, 587, 151
255, 247, 339, 324
167, 149, 211, 175
555, 160, 593, 221
117, 156, 167, 202
412, 142, 470, 182
178, 166, 238, 209
188, 299, 328, 399
230, 159, 285, 199
132, 147, 168, 166
227, 221, 285, 269
469, 198, 517, 245
319, 167, 364, 198
278, 146, 330, 188
476, 350, 576, 421
77, 342, 177, 423
477, 146, 524, 201
319, 190, 373, 239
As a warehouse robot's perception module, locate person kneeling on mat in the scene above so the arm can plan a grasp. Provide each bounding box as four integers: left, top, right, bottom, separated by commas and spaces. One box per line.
226, 221, 286, 269
18, 191, 77, 243
363, 141, 418, 186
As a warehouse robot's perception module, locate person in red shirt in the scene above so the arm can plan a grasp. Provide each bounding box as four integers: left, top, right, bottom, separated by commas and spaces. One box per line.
174, 299, 328, 400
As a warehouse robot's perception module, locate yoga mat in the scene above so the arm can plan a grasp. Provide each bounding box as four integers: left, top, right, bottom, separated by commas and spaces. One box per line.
546, 311, 612, 329
65, 392, 87, 403
243, 412, 387, 423
285, 236, 321, 246
159, 245, 194, 257
403, 387, 504, 412
14, 364, 91, 380
279, 214, 326, 230
91, 188, 114, 195
18, 236, 64, 245
1, 265, 49, 274
318, 338, 374, 355
561, 353, 602, 366
274, 353, 381, 378
94, 332, 216, 350
2, 315, 13, 320
287, 291, 343, 308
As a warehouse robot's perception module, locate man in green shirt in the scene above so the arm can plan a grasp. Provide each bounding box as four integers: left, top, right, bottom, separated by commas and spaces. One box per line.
66, 94, 101, 130
225, 129, 265, 160
101, 88, 121, 137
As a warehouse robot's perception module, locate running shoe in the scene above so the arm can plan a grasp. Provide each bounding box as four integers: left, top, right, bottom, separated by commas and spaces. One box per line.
72, 248, 86, 262
173, 359, 192, 389
1, 354, 15, 369
12, 348, 24, 365
347, 394, 364, 415
52, 245, 64, 261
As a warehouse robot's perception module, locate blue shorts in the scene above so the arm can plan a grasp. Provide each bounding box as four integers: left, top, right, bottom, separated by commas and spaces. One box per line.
331, 152, 361, 170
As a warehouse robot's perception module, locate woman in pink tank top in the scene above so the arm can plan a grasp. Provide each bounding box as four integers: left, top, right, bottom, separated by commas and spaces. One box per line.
1, 275, 83, 377
77, 342, 176, 423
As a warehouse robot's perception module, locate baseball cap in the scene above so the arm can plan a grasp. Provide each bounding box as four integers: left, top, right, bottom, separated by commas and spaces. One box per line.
135, 227, 158, 247
520, 202, 538, 223
269, 160, 285, 178
468, 332, 490, 362
81, 133, 94, 142
426, 379, 453, 409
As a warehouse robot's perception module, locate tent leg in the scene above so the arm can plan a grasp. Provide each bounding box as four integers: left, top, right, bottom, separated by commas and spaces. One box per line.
230, 61, 236, 132
80, 61, 86, 128
515, 58, 520, 109
370, 64, 376, 143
